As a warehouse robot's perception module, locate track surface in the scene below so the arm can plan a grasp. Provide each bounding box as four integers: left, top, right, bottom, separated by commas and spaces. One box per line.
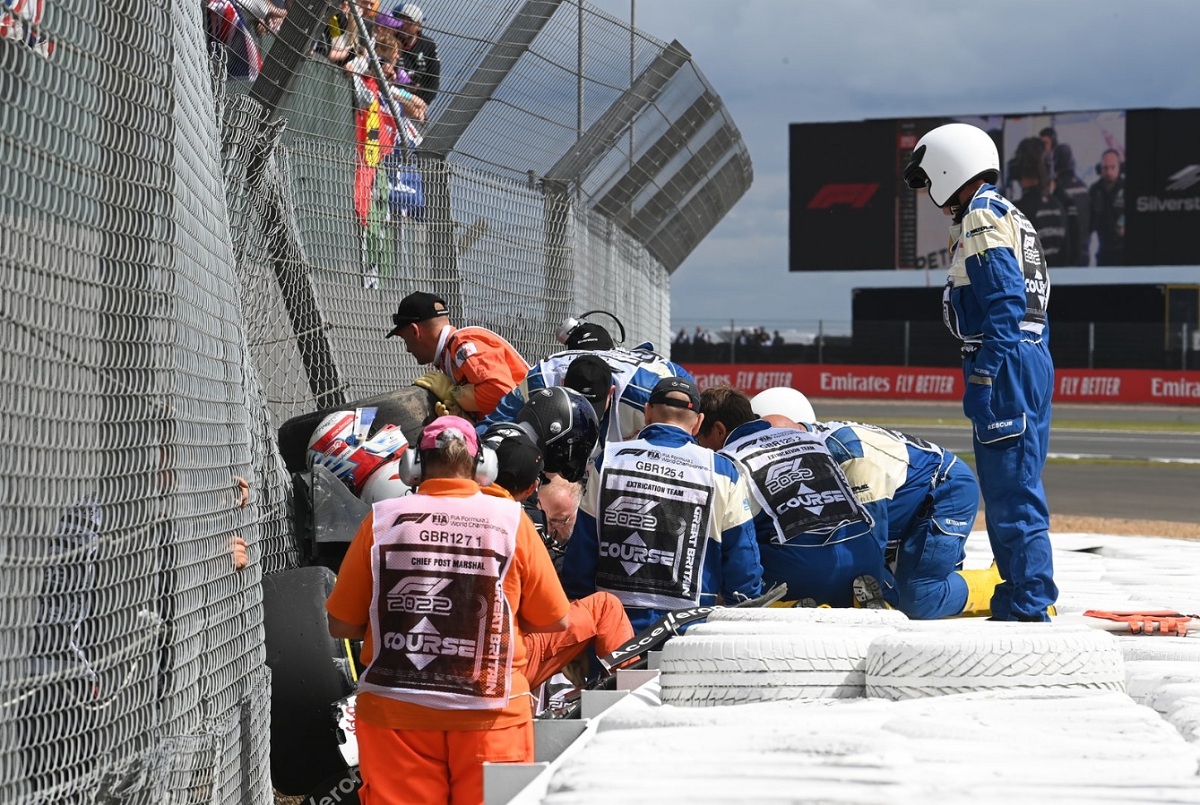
812, 399, 1200, 524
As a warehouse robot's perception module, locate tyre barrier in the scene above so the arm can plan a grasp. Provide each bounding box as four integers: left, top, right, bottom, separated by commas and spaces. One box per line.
864, 626, 1126, 701
659, 632, 879, 707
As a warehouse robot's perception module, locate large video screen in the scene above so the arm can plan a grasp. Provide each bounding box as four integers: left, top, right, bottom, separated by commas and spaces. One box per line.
789, 108, 1200, 271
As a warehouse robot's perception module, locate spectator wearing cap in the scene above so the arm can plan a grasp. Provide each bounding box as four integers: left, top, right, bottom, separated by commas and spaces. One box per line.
374, 2, 440, 106
559, 376, 763, 632
478, 322, 692, 451
326, 415, 569, 805
386, 291, 530, 419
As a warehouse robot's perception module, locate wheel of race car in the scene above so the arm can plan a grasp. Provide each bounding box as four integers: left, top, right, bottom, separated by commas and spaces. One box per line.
277, 385, 437, 474
658, 632, 880, 707
864, 626, 1126, 701
707, 607, 908, 626
263, 566, 357, 794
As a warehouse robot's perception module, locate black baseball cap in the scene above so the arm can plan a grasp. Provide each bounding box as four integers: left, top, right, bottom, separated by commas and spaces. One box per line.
385, 292, 449, 338
648, 376, 701, 411
491, 430, 544, 494
563, 355, 613, 416
565, 322, 614, 351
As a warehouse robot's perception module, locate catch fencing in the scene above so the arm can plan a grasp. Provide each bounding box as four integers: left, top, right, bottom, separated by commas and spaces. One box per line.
0, 0, 749, 801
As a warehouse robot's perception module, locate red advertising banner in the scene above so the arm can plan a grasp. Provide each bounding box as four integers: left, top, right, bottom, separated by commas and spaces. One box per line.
684, 363, 1200, 406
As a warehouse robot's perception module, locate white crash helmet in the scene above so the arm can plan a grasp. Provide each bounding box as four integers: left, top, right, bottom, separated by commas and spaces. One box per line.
307, 409, 409, 495
750, 387, 816, 424
359, 455, 413, 504
902, 123, 1000, 208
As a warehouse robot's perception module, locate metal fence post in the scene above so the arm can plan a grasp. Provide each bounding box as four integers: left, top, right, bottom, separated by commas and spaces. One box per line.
1088, 322, 1095, 369
1183, 322, 1189, 371
817, 320, 824, 364
903, 320, 911, 367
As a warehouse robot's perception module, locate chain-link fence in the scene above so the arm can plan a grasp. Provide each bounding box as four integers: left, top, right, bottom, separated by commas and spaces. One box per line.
1, 0, 750, 800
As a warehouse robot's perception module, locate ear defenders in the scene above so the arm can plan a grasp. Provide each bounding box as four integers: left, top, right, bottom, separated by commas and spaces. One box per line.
396, 442, 499, 487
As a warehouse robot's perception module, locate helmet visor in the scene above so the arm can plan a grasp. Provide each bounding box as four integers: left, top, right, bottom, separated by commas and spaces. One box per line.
902, 145, 929, 190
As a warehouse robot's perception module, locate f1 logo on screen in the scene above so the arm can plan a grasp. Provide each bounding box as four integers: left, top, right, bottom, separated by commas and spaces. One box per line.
806, 182, 880, 210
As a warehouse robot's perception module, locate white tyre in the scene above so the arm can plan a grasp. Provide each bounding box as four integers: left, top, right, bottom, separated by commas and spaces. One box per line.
1119, 637, 1200, 663
659, 633, 877, 707
707, 607, 908, 626
1124, 660, 1200, 705
865, 626, 1126, 701
686, 621, 895, 638
1166, 701, 1200, 743
1147, 682, 1200, 716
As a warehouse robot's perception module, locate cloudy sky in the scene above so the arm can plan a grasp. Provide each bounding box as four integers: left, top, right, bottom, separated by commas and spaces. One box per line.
588, 0, 1200, 333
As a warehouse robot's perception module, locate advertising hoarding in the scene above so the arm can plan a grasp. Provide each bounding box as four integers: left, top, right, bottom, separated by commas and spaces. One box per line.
789, 108, 1200, 271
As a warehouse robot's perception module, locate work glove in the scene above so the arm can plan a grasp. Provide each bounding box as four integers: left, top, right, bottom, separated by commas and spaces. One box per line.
962, 375, 993, 424
413, 371, 463, 416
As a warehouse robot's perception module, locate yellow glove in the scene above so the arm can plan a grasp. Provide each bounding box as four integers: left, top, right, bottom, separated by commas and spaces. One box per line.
415, 371, 465, 417
433, 400, 466, 418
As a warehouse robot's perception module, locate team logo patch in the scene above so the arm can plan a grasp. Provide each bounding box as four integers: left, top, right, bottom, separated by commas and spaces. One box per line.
1022, 233, 1042, 266
382, 617, 476, 670
454, 342, 478, 367
599, 533, 676, 575
780, 483, 848, 516
386, 576, 453, 614
603, 497, 658, 530
763, 458, 815, 495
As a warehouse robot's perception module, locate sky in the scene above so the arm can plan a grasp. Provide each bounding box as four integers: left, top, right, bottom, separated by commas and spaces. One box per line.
588, 0, 1200, 333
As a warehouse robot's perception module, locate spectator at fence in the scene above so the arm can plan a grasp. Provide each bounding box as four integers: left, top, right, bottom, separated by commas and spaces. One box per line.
346, 30, 427, 124
673, 328, 690, 348
374, 2, 440, 107
232, 0, 286, 36
347, 36, 426, 286
312, 0, 358, 64
204, 0, 263, 81
386, 291, 530, 418
326, 416, 569, 804
230, 476, 251, 571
